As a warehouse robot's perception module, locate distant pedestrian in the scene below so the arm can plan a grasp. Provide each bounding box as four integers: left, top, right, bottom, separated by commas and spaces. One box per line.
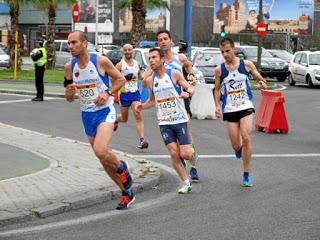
115, 43, 149, 149
214, 38, 268, 187
30, 38, 47, 101
64, 30, 135, 210
136, 48, 195, 194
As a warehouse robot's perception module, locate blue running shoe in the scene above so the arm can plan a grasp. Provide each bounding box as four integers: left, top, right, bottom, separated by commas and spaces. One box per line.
190, 167, 199, 183
235, 147, 242, 159
116, 189, 135, 210
243, 175, 253, 187
118, 161, 133, 190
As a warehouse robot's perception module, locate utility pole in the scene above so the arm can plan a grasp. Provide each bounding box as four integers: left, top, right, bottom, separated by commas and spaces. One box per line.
184, 0, 192, 59
257, 0, 263, 72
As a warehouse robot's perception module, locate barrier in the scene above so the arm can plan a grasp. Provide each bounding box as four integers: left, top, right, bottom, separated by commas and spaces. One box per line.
255, 89, 288, 134
190, 83, 217, 120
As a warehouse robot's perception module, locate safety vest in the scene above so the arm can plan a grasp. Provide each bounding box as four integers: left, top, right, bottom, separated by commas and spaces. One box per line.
31, 47, 47, 67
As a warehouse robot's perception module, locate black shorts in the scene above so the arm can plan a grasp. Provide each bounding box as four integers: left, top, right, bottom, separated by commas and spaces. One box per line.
223, 108, 255, 123
184, 97, 192, 117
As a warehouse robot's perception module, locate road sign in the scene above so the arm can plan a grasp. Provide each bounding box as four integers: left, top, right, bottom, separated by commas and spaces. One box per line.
72, 2, 79, 23
256, 22, 267, 37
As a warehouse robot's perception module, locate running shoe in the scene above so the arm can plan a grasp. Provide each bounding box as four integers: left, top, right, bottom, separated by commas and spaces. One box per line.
118, 161, 133, 190
243, 175, 253, 187
116, 189, 135, 210
138, 140, 149, 149
235, 146, 242, 159
189, 167, 199, 183
113, 121, 119, 132
178, 182, 192, 194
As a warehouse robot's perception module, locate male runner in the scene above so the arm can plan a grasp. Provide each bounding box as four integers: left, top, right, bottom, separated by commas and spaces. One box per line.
136, 48, 195, 194
64, 30, 135, 209
115, 43, 149, 149
214, 38, 268, 187
143, 30, 199, 182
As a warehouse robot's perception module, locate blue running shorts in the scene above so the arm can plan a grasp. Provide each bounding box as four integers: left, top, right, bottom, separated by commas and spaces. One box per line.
119, 91, 141, 107
81, 105, 117, 137
159, 122, 190, 146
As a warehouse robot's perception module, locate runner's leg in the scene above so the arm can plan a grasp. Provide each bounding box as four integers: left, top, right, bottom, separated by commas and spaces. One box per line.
239, 114, 253, 173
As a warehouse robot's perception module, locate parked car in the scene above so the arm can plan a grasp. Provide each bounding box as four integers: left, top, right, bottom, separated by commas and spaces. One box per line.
106, 49, 123, 66
268, 49, 294, 64
45, 40, 98, 68
288, 50, 320, 87
133, 48, 150, 71
235, 46, 289, 82
193, 50, 224, 84
0, 47, 10, 68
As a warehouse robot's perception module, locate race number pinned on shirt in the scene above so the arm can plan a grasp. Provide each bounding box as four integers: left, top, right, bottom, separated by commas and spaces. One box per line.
228, 88, 246, 107
156, 97, 178, 115
77, 83, 98, 108
125, 80, 138, 92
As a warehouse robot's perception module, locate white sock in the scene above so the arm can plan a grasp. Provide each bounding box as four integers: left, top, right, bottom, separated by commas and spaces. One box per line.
184, 179, 190, 185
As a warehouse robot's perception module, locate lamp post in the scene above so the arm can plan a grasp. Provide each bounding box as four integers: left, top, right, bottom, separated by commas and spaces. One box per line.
184, 0, 192, 59
257, 0, 263, 72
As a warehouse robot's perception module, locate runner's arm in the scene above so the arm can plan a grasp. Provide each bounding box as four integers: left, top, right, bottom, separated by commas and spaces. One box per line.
214, 66, 222, 118
140, 76, 155, 110
64, 60, 76, 102
173, 70, 194, 97
245, 60, 268, 89
142, 66, 153, 88
101, 56, 125, 93
179, 53, 196, 85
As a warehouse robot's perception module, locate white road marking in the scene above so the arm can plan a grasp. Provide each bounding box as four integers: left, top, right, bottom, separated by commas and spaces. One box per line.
0, 97, 58, 104
133, 153, 320, 159
0, 162, 180, 237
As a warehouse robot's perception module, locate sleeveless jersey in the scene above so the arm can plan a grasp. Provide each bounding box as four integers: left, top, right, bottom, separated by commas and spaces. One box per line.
152, 69, 188, 125
120, 59, 139, 93
164, 51, 183, 73
220, 59, 254, 113
71, 54, 113, 112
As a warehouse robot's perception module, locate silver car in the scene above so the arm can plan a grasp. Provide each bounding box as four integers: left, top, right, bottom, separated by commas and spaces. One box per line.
0, 47, 10, 68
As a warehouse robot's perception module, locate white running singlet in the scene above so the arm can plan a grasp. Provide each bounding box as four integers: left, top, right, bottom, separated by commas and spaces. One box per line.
120, 59, 139, 93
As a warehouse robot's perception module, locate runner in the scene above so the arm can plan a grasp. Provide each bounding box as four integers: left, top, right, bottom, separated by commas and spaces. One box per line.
136, 48, 195, 193
115, 43, 149, 149
214, 38, 268, 187
64, 30, 135, 209
143, 30, 199, 182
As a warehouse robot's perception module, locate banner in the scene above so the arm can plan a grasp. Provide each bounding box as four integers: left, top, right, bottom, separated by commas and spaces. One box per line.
119, 1, 170, 33
214, 0, 314, 35
75, 0, 114, 34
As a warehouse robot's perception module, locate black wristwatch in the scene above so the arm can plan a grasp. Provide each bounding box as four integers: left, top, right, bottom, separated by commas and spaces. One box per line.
105, 89, 114, 96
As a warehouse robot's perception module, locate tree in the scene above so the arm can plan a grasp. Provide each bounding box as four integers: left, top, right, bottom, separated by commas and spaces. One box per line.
119, 0, 169, 42
5, 0, 23, 70
33, 0, 74, 69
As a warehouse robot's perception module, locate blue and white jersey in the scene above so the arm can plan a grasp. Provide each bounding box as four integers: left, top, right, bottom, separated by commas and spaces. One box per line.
71, 54, 113, 112
220, 59, 254, 113
152, 69, 188, 125
164, 51, 183, 73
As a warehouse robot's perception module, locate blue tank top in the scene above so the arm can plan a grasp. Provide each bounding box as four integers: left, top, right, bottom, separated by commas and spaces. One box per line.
220, 59, 254, 113
71, 54, 113, 112
164, 52, 183, 73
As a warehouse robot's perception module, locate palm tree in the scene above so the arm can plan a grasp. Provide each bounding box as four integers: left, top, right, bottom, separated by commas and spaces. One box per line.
119, 0, 169, 42
33, 0, 74, 69
5, 0, 23, 70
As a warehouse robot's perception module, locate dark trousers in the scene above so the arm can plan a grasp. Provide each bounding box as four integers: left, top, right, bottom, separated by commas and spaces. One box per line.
35, 65, 45, 99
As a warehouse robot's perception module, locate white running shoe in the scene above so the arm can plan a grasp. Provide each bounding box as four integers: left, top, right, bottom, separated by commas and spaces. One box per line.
178, 182, 192, 194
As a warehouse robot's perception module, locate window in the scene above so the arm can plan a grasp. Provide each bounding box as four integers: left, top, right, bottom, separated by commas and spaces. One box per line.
293, 53, 302, 63
133, 51, 143, 66
300, 54, 307, 65
61, 42, 69, 52
55, 42, 61, 51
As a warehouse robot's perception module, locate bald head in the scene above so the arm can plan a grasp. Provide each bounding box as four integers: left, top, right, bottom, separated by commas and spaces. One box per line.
123, 43, 133, 61
69, 30, 88, 42
67, 30, 88, 57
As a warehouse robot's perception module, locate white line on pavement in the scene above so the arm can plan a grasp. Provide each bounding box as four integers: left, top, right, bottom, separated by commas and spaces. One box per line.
0, 97, 58, 104
132, 153, 320, 159
0, 162, 180, 238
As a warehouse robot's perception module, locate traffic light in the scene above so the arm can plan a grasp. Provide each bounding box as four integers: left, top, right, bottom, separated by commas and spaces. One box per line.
220, 25, 227, 38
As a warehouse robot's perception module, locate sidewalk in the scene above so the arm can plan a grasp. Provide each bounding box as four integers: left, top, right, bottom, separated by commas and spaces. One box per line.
0, 83, 161, 226
0, 80, 65, 98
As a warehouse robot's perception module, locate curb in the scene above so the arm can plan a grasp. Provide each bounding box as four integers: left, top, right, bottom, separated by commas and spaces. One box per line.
0, 89, 65, 98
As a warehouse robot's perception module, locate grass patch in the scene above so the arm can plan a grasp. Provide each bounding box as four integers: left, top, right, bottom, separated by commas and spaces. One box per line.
0, 69, 64, 83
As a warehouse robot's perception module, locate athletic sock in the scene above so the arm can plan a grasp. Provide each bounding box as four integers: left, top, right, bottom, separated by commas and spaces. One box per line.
243, 172, 249, 177
184, 179, 190, 185
139, 137, 144, 143
117, 161, 125, 173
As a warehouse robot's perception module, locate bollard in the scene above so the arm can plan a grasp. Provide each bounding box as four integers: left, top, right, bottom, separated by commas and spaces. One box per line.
255, 89, 288, 134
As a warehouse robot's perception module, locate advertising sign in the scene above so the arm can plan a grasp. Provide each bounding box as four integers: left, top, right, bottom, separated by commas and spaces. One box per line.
119, 0, 170, 33
214, 0, 314, 35
75, 0, 114, 34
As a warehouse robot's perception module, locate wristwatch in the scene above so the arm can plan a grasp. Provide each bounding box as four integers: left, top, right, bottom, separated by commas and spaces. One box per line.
105, 89, 114, 96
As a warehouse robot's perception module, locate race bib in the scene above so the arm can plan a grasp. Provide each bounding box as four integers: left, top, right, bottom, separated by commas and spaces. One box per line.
156, 97, 178, 115
77, 83, 98, 108
125, 80, 138, 92
228, 88, 246, 107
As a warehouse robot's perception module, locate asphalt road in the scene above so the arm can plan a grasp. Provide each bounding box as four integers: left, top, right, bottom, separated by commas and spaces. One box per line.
0, 83, 319, 240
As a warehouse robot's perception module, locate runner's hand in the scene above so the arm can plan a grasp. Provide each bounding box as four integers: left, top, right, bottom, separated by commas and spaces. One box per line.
95, 92, 108, 106
259, 81, 268, 90
135, 103, 143, 113
179, 92, 190, 99
187, 74, 197, 86
66, 83, 77, 95
215, 105, 222, 118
